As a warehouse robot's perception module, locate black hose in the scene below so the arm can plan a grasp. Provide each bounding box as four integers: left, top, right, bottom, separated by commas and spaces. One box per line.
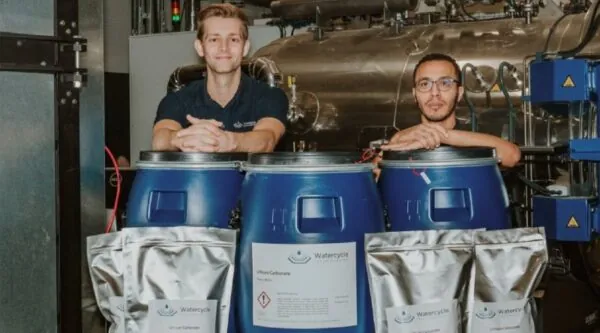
457, 0, 478, 21
517, 173, 562, 196
556, 1, 600, 57
461, 63, 479, 131
498, 61, 517, 142
543, 13, 570, 53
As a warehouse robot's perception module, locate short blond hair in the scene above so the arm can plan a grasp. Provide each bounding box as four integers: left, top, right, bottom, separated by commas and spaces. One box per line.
196, 3, 249, 41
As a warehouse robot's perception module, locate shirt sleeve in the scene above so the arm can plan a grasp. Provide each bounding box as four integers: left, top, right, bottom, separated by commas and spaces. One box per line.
154, 92, 188, 127
257, 86, 289, 127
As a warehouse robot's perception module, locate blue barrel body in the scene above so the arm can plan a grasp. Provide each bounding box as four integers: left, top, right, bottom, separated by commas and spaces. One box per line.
125, 151, 246, 333
126, 151, 246, 228
379, 147, 511, 231
238, 152, 385, 333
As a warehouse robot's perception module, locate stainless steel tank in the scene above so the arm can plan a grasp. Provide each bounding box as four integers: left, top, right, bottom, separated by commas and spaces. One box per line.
251, 12, 600, 150
254, 5, 600, 310
245, 0, 274, 6
270, 0, 420, 20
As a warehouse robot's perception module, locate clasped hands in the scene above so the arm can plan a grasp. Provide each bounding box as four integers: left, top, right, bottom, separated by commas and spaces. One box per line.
381, 123, 450, 151
171, 115, 237, 153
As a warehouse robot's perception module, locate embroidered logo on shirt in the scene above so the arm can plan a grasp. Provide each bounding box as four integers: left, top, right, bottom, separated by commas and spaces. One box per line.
233, 121, 257, 129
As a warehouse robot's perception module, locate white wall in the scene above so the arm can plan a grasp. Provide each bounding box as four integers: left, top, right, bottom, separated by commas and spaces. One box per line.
102, 0, 274, 74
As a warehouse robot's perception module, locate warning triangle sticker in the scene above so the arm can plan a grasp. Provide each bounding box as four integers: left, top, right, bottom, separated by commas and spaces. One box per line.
567, 216, 579, 228
562, 75, 576, 88
490, 83, 500, 92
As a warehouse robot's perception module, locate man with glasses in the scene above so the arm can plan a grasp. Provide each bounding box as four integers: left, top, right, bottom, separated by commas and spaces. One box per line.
382, 53, 521, 168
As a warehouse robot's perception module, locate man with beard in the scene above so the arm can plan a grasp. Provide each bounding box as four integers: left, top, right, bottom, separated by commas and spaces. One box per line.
152, 3, 288, 153
382, 53, 521, 168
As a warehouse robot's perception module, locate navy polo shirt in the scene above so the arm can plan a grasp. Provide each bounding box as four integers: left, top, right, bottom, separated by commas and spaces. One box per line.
154, 73, 289, 132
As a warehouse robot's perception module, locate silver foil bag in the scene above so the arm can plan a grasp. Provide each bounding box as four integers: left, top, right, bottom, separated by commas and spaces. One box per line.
365, 229, 476, 333
123, 226, 237, 333
87, 231, 125, 333
468, 227, 548, 333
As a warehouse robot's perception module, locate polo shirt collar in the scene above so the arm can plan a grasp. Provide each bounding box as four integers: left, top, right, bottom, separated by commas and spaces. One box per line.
195, 72, 251, 108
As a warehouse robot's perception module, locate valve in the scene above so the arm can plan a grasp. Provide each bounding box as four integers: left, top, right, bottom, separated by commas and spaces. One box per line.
287, 75, 302, 123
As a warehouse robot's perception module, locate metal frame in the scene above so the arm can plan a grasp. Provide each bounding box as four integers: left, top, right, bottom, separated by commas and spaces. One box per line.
56, 79, 82, 333
55, 1, 85, 332
0, 33, 86, 75
0, 0, 85, 332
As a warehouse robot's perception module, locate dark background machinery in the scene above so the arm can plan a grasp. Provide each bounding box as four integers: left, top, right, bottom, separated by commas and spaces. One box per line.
153, 1, 600, 332
3, 0, 597, 332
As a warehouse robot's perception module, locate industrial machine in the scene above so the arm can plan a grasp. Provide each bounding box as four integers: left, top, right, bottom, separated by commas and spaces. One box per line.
240, 0, 600, 231
526, 55, 600, 333
522, 4, 600, 326
132, 1, 600, 228
250, 9, 600, 152
530, 58, 600, 242
130, 0, 600, 155
242, 1, 600, 331
124, 1, 600, 331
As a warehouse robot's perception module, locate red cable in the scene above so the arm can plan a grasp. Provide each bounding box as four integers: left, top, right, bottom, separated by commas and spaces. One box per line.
104, 146, 121, 233
408, 156, 426, 176
355, 148, 376, 163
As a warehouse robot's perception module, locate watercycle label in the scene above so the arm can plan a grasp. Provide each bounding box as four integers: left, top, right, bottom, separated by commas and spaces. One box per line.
471, 299, 534, 333
385, 299, 461, 333
109, 296, 125, 333
252, 242, 357, 329
148, 299, 217, 333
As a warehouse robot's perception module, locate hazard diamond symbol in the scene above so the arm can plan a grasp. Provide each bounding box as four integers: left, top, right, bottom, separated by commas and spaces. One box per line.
257, 291, 271, 309
562, 75, 576, 88
567, 216, 580, 228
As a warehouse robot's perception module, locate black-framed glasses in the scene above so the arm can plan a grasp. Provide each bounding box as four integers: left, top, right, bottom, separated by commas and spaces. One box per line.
415, 77, 460, 92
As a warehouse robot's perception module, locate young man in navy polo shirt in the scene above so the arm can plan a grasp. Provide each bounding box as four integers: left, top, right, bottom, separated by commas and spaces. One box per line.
152, 3, 288, 153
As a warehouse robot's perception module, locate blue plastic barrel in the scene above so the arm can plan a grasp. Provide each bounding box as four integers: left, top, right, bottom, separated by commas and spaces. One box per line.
379, 147, 511, 231
125, 151, 246, 228
125, 151, 245, 333
238, 152, 385, 333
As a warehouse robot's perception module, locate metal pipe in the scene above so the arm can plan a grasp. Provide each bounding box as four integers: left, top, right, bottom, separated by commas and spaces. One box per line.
592, 106, 599, 196
423, 14, 432, 25
525, 0, 533, 24
498, 61, 517, 141
147, 0, 156, 34
519, 145, 567, 154
270, 0, 419, 20
250, 13, 600, 149
249, 57, 282, 87
567, 103, 576, 192
461, 63, 479, 131
166, 60, 278, 93
546, 114, 552, 178
522, 54, 536, 147
577, 102, 585, 186
522, 53, 536, 227
136, 0, 144, 34
578, 0, 600, 49
132, 0, 139, 34
159, 0, 167, 33
190, 0, 197, 31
